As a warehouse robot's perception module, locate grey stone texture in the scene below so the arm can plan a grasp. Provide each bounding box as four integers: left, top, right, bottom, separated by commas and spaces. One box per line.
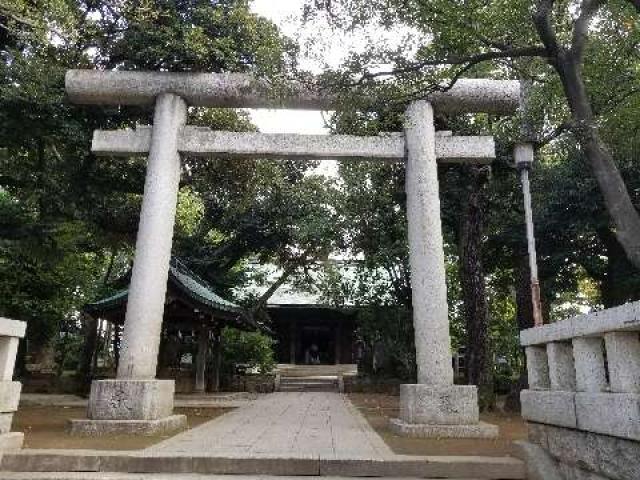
528, 422, 640, 480
92, 126, 496, 164
145, 392, 392, 458
389, 418, 499, 439
66, 70, 521, 114
319, 456, 524, 478
522, 389, 640, 442
525, 345, 550, 390
512, 440, 563, 480
0, 381, 21, 412
0, 432, 23, 451
0, 337, 19, 382
68, 414, 186, 437
0, 451, 526, 478
0, 318, 26, 338
87, 379, 175, 420
404, 101, 453, 387
0, 412, 14, 434
521, 300, 640, 346
521, 389, 577, 428
575, 392, 640, 441
547, 341, 576, 391
572, 337, 608, 392
117, 93, 187, 380
398, 384, 479, 425
604, 331, 640, 393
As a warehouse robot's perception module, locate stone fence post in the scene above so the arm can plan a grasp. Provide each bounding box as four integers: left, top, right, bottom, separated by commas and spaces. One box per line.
0, 317, 26, 451
518, 301, 640, 479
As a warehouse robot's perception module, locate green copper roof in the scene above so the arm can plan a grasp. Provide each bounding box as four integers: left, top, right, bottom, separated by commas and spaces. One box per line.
85, 258, 242, 317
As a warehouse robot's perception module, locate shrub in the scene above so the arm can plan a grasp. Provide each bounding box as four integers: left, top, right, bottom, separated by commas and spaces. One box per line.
221, 327, 275, 375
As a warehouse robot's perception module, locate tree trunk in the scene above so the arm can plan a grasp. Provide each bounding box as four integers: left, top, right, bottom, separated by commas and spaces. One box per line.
459, 165, 494, 411
77, 313, 99, 395
77, 249, 117, 393
208, 323, 222, 392
504, 255, 535, 412
553, 52, 640, 270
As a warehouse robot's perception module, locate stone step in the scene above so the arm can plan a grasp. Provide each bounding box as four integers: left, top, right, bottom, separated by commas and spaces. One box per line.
0, 451, 526, 479
278, 378, 339, 392
277, 364, 357, 378
0, 473, 495, 480
279, 386, 337, 392
280, 377, 338, 382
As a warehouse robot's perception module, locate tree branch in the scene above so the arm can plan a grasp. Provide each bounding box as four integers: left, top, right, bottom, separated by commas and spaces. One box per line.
355, 46, 547, 85
570, 0, 604, 61
533, 0, 561, 59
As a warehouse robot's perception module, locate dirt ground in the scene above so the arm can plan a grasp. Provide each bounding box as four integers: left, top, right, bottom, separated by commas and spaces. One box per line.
348, 393, 527, 457
12, 406, 231, 450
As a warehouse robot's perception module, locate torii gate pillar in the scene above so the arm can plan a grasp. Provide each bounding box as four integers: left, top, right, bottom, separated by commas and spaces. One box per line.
70, 93, 189, 436
389, 101, 498, 438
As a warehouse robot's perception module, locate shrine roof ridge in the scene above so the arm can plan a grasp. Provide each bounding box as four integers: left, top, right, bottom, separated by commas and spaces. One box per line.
66, 69, 521, 114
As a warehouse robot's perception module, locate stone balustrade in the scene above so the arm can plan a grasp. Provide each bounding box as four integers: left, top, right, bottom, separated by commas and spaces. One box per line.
0, 317, 26, 451
521, 301, 640, 441
518, 302, 640, 480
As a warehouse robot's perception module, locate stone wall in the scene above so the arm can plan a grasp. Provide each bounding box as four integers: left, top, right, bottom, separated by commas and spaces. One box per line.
525, 423, 640, 480
518, 301, 640, 480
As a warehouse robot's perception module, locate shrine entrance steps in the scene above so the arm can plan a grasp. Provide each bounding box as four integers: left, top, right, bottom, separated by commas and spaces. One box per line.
276, 364, 357, 392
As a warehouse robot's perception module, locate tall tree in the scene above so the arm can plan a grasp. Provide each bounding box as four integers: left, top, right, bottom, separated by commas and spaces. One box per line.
305, 0, 640, 269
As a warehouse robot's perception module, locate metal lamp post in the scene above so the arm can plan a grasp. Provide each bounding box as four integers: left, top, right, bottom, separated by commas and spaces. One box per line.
515, 143, 543, 327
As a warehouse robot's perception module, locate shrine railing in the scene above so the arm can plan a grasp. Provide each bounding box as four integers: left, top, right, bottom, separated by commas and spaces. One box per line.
520, 301, 640, 441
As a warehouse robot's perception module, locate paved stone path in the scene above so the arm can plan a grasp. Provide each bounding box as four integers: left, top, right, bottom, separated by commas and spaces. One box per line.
146, 392, 392, 458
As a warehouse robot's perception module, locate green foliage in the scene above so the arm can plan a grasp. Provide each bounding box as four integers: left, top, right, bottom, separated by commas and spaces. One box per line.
354, 306, 415, 381
221, 327, 275, 375
0, 0, 333, 372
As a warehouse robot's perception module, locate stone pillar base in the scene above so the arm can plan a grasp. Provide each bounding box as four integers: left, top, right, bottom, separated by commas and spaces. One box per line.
69, 379, 186, 436
0, 432, 23, 451
391, 384, 498, 439
69, 414, 186, 436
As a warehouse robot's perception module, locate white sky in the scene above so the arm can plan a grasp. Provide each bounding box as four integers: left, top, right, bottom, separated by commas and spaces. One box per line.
247, 0, 422, 137
248, 0, 328, 136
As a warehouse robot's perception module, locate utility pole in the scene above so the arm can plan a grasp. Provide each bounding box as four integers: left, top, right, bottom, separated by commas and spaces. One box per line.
515, 143, 543, 327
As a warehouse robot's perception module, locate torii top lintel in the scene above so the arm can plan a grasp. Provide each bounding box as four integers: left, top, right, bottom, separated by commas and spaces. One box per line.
65, 70, 521, 115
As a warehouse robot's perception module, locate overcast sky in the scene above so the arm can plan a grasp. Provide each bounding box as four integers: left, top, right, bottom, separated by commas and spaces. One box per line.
248, 0, 328, 135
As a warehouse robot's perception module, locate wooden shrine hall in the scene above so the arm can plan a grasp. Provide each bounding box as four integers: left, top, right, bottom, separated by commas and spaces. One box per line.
84, 257, 259, 393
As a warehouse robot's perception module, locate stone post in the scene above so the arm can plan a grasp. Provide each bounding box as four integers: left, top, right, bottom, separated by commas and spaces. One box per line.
391, 101, 497, 439
547, 342, 576, 391
70, 93, 188, 436
572, 337, 607, 392
0, 317, 26, 451
404, 101, 453, 386
525, 346, 550, 390
604, 332, 640, 393
118, 93, 187, 379
194, 325, 209, 393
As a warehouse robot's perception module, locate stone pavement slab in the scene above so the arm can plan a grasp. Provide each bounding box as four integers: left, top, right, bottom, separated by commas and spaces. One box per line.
145, 392, 392, 458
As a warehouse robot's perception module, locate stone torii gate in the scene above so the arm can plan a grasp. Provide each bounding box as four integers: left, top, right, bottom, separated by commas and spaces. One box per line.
65, 70, 519, 437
